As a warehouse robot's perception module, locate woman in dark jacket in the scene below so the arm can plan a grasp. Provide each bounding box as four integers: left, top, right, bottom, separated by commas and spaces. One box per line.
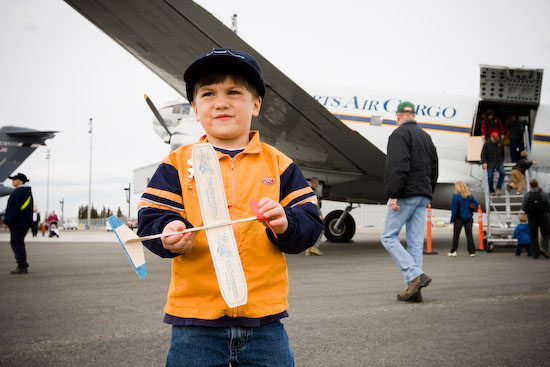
448, 181, 479, 257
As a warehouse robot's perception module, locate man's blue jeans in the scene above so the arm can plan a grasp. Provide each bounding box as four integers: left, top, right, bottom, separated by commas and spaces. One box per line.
166, 321, 294, 366
487, 164, 505, 193
381, 196, 430, 285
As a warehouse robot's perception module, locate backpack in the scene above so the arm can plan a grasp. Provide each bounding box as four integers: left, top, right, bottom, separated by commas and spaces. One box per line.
526, 191, 546, 216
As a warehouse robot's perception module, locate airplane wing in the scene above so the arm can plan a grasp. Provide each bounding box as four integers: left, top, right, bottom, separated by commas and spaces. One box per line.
0, 126, 57, 186
63, 0, 388, 204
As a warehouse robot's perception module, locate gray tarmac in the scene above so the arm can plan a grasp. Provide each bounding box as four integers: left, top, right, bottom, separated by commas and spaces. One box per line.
1, 229, 549, 366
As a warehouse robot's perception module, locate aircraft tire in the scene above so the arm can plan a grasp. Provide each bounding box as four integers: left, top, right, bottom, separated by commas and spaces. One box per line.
324, 210, 356, 242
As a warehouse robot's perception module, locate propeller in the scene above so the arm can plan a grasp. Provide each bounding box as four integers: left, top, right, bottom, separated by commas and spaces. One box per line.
249, 198, 278, 239
144, 94, 172, 141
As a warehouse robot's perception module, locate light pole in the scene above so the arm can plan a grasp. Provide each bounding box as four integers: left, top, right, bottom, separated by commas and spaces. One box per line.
124, 183, 131, 221
87, 118, 93, 229
59, 199, 64, 229
45, 148, 50, 217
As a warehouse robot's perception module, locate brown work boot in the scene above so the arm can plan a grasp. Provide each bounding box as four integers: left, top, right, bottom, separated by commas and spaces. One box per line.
409, 289, 422, 302
309, 247, 323, 256
305, 248, 312, 256
397, 274, 431, 301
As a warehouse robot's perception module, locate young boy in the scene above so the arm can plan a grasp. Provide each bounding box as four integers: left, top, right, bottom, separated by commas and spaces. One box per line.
507, 151, 537, 193
137, 48, 324, 366
513, 214, 532, 256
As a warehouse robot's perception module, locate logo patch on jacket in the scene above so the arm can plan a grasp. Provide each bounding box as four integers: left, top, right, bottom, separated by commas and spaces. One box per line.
263, 178, 275, 185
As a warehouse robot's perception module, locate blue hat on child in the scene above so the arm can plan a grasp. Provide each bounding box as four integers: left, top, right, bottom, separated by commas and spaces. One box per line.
183, 48, 266, 102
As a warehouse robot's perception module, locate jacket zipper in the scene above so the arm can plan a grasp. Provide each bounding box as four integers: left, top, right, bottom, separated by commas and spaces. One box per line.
230, 156, 238, 318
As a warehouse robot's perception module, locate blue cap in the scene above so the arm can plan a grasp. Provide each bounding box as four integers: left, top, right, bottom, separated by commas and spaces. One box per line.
183, 48, 266, 102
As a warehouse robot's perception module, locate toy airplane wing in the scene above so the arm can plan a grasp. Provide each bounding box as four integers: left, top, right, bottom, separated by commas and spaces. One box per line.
107, 216, 147, 279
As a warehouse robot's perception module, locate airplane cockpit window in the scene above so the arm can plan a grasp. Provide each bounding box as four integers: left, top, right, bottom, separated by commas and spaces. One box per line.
172, 103, 191, 115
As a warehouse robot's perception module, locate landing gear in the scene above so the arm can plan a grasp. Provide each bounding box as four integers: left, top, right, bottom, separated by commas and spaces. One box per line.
324, 204, 356, 242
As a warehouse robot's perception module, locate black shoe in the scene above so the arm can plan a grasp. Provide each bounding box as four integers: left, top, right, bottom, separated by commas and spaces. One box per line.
10, 266, 28, 275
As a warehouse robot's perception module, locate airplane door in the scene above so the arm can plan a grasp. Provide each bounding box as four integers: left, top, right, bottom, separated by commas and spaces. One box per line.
479, 65, 542, 106
469, 65, 544, 163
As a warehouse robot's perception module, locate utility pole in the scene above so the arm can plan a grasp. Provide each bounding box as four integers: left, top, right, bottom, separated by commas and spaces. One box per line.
124, 183, 131, 221
59, 199, 64, 229
45, 148, 50, 217
87, 118, 93, 229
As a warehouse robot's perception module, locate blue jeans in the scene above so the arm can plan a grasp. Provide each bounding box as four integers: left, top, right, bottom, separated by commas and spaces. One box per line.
166, 321, 294, 367
381, 196, 430, 285
487, 164, 505, 193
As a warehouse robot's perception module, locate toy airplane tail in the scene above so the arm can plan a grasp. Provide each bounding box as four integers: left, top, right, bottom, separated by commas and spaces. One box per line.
108, 216, 147, 279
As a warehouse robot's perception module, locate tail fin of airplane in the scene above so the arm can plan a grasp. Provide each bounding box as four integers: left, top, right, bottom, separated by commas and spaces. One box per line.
107, 216, 147, 279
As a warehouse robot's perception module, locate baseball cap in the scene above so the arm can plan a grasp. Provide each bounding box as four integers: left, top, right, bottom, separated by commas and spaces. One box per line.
8, 173, 29, 182
183, 48, 266, 102
396, 101, 415, 113
490, 131, 499, 137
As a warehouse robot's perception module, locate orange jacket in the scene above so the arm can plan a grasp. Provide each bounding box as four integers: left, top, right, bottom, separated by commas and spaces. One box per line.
138, 131, 322, 319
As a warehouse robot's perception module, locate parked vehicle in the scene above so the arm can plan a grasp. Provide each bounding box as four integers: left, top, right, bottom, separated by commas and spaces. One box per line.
64, 218, 79, 230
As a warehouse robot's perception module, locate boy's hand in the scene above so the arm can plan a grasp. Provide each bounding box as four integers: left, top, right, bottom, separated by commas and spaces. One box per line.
257, 197, 288, 234
161, 220, 196, 254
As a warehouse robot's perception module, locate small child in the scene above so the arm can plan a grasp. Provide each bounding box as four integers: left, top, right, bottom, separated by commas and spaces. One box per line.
507, 151, 536, 193
49, 222, 59, 238
40, 222, 47, 237
513, 214, 532, 256
137, 48, 323, 366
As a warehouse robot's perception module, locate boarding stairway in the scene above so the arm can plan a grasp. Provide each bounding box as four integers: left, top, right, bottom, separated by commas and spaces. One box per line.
483, 127, 532, 252
483, 163, 525, 252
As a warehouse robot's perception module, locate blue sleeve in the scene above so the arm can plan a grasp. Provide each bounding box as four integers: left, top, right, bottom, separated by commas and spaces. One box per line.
137, 161, 192, 258
268, 163, 324, 254
471, 196, 479, 210
3, 193, 16, 226
267, 203, 324, 254
450, 195, 458, 223
513, 226, 519, 239
138, 207, 193, 258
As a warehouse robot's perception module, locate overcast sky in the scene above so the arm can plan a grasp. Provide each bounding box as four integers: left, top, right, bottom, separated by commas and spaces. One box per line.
1, 0, 549, 220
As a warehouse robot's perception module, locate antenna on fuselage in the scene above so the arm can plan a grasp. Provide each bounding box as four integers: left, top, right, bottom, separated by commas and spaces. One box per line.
231, 14, 238, 34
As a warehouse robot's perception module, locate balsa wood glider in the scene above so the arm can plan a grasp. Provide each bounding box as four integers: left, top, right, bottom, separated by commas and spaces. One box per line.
109, 143, 276, 308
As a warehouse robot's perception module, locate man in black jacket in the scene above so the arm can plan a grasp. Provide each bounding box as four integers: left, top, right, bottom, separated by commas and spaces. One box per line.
381, 101, 438, 302
4, 173, 34, 274
521, 179, 550, 259
481, 132, 505, 195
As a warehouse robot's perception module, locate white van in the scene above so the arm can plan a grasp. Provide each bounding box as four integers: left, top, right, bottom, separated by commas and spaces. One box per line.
64, 218, 79, 230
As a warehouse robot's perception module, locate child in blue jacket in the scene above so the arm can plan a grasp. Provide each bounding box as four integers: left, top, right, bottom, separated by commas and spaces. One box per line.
513, 214, 532, 256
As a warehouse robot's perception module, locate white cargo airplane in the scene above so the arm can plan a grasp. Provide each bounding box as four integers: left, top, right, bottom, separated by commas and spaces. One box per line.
63, 0, 550, 242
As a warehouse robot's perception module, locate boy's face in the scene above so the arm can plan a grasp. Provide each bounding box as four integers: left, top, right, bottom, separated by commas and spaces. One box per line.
192, 76, 261, 148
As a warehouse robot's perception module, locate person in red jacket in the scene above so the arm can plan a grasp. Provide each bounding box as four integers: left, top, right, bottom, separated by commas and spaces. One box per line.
47, 211, 59, 237
481, 109, 504, 140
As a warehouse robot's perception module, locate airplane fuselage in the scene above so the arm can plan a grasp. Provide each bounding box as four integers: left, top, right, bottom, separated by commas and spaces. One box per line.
151, 88, 550, 194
